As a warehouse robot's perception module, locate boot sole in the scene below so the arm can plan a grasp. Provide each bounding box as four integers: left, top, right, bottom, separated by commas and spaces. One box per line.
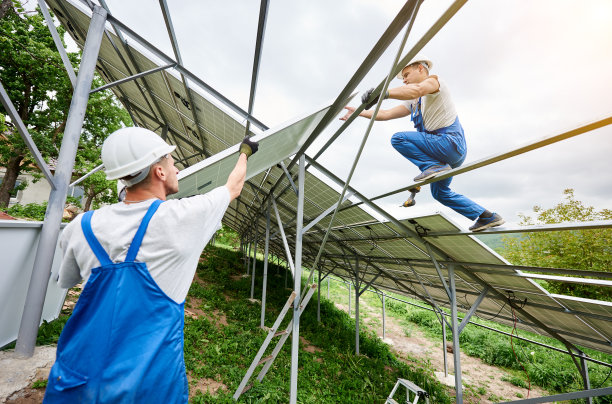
470, 218, 505, 232
413, 168, 451, 182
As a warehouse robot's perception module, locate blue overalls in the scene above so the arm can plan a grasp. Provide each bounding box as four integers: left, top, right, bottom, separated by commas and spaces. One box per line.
391, 97, 485, 220
44, 200, 189, 403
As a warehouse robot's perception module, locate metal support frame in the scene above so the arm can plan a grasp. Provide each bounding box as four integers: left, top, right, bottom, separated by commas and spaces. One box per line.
15, 5, 107, 357
261, 198, 271, 328
250, 224, 258, 299
302, 191, 354, 234
457, 287, 488, 334
289, 154, 306, 404
243, 0, 270, 137
69, 163, 103, 187
506, 387, 612, 404
272, 197, 296, 277
580, 352, 593, 404
447, 264, 463, 403
0, 82, 55, 187
279, 161, 298, 196
159, 0, 209, 155
90, 63, 176, 94
37, 0, 77, 86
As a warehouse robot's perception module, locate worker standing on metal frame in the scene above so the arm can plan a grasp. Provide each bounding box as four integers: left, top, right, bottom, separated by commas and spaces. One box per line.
43, 127, 259, 403
341, 54, 504, 232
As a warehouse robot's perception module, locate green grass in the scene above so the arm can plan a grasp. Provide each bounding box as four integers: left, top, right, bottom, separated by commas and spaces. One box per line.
348, 283, 612, 403
185, 246, 452, 403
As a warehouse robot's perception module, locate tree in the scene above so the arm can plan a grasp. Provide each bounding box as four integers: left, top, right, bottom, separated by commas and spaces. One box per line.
0, 1, 130, 208
74, 76, 130, 211
501, 189, 612, 301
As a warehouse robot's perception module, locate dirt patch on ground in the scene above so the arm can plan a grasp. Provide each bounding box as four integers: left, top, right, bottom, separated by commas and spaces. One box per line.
300, 336, 322, 354
4, 387, 46, 403
334, 301, 548, 403
185, 297, 228, 326
187, 373, 228, 398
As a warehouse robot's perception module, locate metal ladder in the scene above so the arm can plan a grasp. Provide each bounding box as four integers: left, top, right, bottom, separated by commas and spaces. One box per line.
233, 283, 318, 400
386, 378, 430, 404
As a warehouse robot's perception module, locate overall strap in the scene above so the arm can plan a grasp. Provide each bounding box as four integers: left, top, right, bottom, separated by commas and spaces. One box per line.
81, 210, 113, 266
124, 199, 164, 263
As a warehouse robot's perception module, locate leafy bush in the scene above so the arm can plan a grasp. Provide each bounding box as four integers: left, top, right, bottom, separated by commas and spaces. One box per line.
5, 201, 48, 221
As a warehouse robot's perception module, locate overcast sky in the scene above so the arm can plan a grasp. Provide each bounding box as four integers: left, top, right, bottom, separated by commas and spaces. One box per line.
62, 0, 612, 228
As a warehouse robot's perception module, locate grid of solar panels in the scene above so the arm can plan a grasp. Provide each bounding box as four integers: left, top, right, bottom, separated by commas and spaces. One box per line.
51, 0, 612, 355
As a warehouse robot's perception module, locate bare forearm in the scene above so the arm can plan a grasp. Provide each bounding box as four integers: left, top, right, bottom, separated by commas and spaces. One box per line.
226, 153, 247, 201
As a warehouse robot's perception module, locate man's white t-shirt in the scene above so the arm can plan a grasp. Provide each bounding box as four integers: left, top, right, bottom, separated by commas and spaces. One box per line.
403, 77, 458, 132
58, 186, 230, 303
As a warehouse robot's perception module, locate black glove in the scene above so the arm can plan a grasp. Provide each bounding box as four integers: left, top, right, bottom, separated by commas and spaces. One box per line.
361, 87, 389, 110
239, 136, 259, 158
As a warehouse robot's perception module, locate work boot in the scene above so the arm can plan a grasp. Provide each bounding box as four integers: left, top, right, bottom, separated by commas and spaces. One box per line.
402, 186, 421, 207
413, 164, 451, 182
469, 213, 505, 232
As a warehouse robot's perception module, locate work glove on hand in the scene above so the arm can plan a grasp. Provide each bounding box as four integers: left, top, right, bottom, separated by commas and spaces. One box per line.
239, 136, 259, 159
361, 87, 389, 110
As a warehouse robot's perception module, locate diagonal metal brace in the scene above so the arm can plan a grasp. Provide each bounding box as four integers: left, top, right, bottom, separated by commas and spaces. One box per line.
458, 286, 489, 334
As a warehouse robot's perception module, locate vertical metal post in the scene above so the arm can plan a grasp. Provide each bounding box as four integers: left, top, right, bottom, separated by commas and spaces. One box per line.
382, 292, 386, 340
355, 257, 360, 355
317, 270, 321, 322
348, 283, 351, 317
442, 316, 448, 377
15, 6, 107, 357
289, 155, 305, 404
246, 232, 251, 274
581, 353, 593, 404
448, 264, 463, 403
260, 200, 271, 328
250, 227, 258, 299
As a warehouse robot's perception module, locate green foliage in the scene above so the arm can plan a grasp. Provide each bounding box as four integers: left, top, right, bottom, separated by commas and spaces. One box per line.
501, 189, 612, 301
214, 225, 240, 248
31, 379, 48, 389
183, 246, 452, 403
0, 1, 131, 208
5, 201, 47, 220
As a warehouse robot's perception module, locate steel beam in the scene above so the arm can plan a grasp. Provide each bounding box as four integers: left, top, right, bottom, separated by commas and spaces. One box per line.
37, 0, 77, 86
289, 155, 305, 404
90, 63, 176, 94
507, 387, 612, 404
243, 0, 269, 137
159, 0, 209, 155
261, 199, 271, 328
458, 287, 489, 334
272, 197, 295, 276
0, 81, 55, 188
15, 5, 107, 357
250, 225, 258, 299
448, 265, 463, 403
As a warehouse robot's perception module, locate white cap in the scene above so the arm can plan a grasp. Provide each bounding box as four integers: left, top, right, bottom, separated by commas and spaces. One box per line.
101, 127, 175, 184
396, 54, 433, 79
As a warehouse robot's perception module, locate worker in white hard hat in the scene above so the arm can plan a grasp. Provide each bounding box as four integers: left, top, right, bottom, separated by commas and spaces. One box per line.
44, 127, 259, 403
341, 54, 504, 232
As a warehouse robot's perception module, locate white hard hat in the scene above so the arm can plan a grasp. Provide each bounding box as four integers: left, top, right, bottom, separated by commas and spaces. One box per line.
101, 127, 176, 183
396, 54, 433, 79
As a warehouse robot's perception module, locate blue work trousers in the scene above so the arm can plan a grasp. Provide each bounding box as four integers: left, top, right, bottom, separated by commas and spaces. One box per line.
390, 118, 485, 220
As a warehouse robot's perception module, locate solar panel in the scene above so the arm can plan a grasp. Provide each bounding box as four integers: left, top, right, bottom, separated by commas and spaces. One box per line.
49, 0, 612, 356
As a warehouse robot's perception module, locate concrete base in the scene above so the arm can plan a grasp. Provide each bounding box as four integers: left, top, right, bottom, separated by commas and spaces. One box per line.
247, 298, 261, 305
380, 337, 394, 346
0, 345, 56, 401
434, 371, 469, 388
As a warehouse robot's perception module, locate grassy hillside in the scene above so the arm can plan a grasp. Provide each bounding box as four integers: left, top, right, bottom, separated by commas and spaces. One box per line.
185, 245, 452, 402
